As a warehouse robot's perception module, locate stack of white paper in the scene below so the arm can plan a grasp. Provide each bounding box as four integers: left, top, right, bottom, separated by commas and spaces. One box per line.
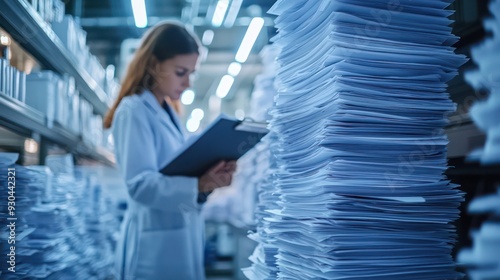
0, 153, 33, 279
243, 134, 281, 280
244, 0, 466, 279
0, 153, 119, 279
203, 45, 278, 229
458, 187, 500, 279
464, 0, 500, 164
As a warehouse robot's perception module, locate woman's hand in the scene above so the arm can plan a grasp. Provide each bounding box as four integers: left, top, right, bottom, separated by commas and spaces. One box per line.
198, 161, 237, 193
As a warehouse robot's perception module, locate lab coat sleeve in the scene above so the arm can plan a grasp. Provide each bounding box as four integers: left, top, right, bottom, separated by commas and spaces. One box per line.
112, 102, 198, 212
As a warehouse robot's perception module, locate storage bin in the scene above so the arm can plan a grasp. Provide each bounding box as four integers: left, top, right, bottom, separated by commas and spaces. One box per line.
52, 15, 77, 56
90, 115, 103, 147
0, 58, 7, 94
12, 69, 20, 100
18, 72, 26, 103
4, 65, 13, 97
68, 91, 80, 134
79, 98, 93, 142
54, 77, 67, 127
45, 0, 54, 23
52, 0, 65, 23
25, 71, 60, 127
58, 74, 75, 128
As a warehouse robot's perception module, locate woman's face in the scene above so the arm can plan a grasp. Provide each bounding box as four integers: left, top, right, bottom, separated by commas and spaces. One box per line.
152, 53, 199, 102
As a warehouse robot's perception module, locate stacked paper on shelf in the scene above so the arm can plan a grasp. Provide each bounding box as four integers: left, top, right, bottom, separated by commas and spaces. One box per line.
0, 153, 29, 279
0, 153, 119, 279
457, 187, 500, 280
203, 45, 278, 229
0, 58, 26, 102
464, 0, 500, 164
244, 0, 467, 279
242, 133, 280, 280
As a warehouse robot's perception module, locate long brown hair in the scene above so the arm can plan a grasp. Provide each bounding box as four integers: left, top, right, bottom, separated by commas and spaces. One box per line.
103, 22, 199, 129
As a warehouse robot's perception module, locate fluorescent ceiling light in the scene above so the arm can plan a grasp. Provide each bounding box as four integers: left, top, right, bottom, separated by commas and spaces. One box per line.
235, 17, 264, 63
227, 62, 241, 76
224, 0, 243, 28
186, 118, 200, 132
181, 90, 195, 105
216, 75, 234, 98
202, 30, 215, 45
131, 0, 148, 28
191, 108, 205, 120
211, 0, 229, 27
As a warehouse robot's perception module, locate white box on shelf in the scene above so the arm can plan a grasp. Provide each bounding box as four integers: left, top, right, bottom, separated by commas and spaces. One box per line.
28, 0, 39, 12
18, 72, 26, 103
59, 74, 75, 128
4, 65, 13, 97
51, 15, 77, 56
88, 55, 105, 88
44, 0, 54, 23
57, 78, 66, 126
11, 69, 20, 100
68, 90, 80, 134
76, 28, 87, 60
0, 58, 7, 94
79, 98, 94, 143
37, 0, 45, 22
52, 0, 65, 23
82, 45, 90, 67
97, 115, 104, 147
90, 115, 103, 147
54, 77, 67, 127
64, 74, 76, 97
79, 98, 86, 133
25, 71, 60, 127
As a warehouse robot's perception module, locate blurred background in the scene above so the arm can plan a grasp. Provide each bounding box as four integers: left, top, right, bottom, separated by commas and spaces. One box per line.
0, 0, 499, 279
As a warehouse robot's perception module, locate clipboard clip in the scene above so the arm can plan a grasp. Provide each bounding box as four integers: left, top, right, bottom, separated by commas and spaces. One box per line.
235, 118, 269, 134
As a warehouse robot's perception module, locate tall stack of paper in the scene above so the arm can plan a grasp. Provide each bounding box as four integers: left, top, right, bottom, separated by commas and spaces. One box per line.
464, 0, 500, 164
245, 0, 466, 279
243, 133, 280, 280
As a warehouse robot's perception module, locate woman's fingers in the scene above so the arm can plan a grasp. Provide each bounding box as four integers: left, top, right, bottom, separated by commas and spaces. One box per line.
223, 161, 237, 172
199, 160, 237, 190
209, 161, 226, 173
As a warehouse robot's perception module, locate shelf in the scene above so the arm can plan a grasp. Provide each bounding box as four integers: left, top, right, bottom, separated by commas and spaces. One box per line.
0, 93, 115, 166
0, 0, 109, 116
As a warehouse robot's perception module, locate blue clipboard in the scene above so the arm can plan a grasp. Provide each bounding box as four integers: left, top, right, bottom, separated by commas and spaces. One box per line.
160, 114, 269, 177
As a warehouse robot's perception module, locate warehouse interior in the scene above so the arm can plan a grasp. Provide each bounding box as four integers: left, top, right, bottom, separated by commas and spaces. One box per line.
0, 0, 499, 279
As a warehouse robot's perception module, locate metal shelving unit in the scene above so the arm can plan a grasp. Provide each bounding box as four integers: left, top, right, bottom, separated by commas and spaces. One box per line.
0, 0, 115, 166
0, 93, 114, 166
0, 0, 109, 115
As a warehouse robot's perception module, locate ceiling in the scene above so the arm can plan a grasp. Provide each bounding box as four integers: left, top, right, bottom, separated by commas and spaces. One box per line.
60, 0, 489, 127
64, 0, 277, 127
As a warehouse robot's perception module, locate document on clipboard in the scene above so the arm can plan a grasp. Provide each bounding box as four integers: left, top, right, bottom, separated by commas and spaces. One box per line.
160, 114, 269, 177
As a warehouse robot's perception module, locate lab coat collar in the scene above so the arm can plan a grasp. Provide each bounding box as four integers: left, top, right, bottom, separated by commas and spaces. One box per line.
139, 90, 184, 141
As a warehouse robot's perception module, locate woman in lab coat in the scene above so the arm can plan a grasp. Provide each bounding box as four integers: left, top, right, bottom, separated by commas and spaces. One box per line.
103, 22, 236, 280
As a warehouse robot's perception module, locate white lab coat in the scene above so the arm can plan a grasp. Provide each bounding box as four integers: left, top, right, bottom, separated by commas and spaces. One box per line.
112, 90, 205, 280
